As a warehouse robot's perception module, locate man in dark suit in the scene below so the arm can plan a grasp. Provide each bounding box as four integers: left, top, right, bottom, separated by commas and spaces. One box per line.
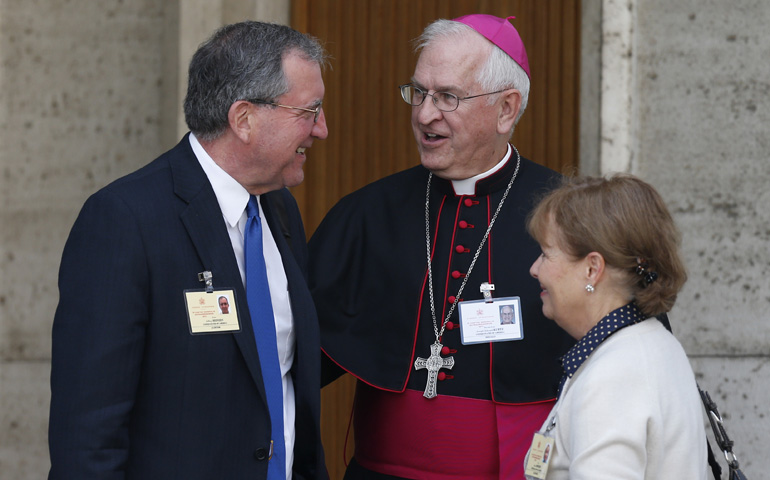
49, 21, 329, 479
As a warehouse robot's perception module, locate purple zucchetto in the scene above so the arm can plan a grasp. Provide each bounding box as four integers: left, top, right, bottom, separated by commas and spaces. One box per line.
452, 14, 530, 78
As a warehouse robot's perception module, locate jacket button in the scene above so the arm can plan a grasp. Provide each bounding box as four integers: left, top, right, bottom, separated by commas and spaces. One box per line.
254, 448, 268, 461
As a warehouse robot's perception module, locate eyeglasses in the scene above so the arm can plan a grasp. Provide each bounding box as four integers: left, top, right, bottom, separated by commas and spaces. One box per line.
398, 84, 510, 112
248, 99, 322, 123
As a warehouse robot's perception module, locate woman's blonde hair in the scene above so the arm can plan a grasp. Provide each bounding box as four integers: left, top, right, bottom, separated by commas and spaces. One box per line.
526, 174, 687, 317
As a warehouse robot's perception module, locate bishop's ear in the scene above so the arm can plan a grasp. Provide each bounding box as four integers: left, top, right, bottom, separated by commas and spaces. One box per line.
497, 89, 522, 135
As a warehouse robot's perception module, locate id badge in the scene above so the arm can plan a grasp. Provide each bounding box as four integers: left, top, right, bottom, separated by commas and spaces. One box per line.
457, 296, 523, 345
524, 432, 555, 479
183, 289, 241, 334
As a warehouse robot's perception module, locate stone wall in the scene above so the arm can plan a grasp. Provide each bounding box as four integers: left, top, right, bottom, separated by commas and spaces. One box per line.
601, 0, 769, 476
0, 2, 166, 477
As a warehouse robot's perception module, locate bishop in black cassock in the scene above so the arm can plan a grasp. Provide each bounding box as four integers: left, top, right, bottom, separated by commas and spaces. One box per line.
309, 14, 574, 480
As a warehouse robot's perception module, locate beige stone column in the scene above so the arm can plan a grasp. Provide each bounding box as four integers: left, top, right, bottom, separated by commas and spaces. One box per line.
600, 0, 635, 174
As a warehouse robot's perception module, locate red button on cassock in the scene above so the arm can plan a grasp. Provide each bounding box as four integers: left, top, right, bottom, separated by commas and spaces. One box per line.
464, 198, 474, 207
447, 296, 456, 304
451, 270, 462, 279
458, 220, 468, 229
446, 321, 455, 330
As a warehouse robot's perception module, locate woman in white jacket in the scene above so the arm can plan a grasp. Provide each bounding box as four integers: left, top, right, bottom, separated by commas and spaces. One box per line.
523, 174, 707, 480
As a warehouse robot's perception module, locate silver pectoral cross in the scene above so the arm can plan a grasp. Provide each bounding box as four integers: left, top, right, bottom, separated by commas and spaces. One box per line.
414, 341, 455, 399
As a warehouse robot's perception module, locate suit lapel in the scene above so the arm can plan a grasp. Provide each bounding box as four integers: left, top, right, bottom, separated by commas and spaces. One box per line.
169, 136, 269, 403
261, 192, 315, 370
260, 191, 300, 297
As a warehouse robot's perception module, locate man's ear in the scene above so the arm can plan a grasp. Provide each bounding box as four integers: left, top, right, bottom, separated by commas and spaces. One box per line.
228, 100, 255, 143
497, 89, 522, 135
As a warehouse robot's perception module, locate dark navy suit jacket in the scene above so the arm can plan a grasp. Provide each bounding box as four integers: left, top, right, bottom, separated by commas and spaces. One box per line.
49, 135, 327, 479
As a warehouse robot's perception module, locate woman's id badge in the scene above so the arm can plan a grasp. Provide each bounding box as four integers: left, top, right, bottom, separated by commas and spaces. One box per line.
524, 432, 554, 480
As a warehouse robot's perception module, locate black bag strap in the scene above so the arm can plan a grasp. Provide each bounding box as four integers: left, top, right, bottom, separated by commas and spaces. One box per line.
657, 313, 747, 480
700, 386, 749, 480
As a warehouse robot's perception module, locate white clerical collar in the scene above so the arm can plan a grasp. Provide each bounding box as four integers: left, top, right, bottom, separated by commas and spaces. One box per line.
189, 133, 252, 228
451, 144, 512, 196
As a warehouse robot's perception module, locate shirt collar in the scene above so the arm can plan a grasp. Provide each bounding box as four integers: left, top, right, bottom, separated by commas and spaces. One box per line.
559, 303, 648, 388
433, 144, 520, 197
451, 144, 512, 195
189, 133, 251, 227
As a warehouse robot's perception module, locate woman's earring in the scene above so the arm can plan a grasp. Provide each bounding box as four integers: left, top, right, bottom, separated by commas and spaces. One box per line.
585, 284, 595, 293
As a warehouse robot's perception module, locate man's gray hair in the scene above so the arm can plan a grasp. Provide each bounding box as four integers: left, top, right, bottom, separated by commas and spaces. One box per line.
184, 21, 329, 142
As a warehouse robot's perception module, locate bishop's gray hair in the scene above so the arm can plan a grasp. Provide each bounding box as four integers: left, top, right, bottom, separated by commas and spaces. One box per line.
184, 21, 329, 142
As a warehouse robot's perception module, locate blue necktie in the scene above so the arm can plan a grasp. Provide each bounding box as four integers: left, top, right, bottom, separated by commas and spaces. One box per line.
245, 196, 286, 480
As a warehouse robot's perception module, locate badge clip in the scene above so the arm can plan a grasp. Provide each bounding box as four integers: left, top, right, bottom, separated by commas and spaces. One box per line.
198, 271, 214, 293
480, 282, 495, 303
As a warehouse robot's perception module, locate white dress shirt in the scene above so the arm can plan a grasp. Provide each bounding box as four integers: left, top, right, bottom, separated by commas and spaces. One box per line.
190, 133, 296, 479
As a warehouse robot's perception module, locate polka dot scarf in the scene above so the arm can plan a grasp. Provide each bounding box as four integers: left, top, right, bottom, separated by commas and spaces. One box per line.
557, 303, 647, 397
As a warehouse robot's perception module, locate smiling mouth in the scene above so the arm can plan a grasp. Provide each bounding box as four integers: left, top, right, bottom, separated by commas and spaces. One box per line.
296, 147, 306, 154
424, 132, 446, 142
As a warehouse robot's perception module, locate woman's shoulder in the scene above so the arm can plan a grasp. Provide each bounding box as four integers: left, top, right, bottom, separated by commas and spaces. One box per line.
576, 321, 689, 381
